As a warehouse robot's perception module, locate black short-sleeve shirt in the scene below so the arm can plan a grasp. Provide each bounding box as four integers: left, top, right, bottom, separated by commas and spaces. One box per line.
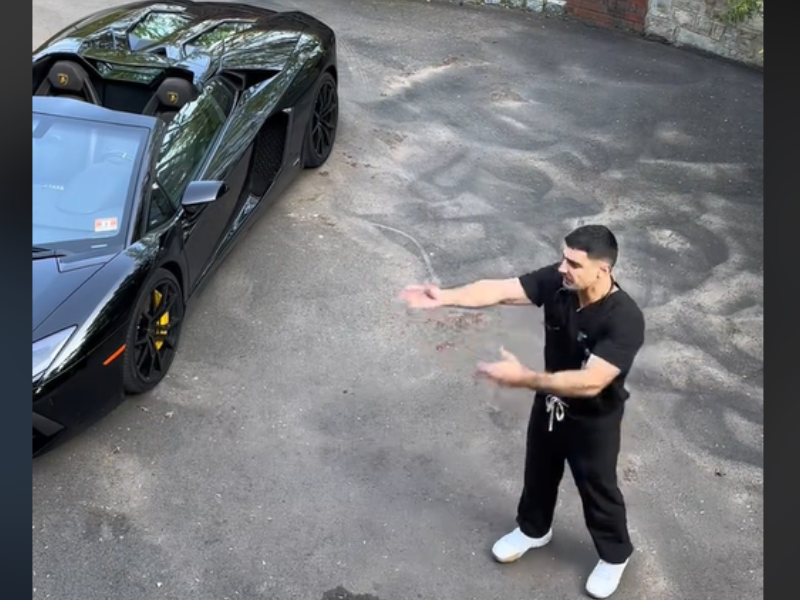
519, 263, 645, 413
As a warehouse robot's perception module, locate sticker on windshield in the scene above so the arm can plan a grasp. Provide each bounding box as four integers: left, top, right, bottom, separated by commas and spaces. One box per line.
94, 217, 118, 233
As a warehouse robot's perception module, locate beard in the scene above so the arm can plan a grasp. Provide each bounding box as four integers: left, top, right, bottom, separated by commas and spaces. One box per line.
561, 277, 579, 290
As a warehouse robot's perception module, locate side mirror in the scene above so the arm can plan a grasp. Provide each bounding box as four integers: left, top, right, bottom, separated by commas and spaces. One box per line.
181, 181, 228, 207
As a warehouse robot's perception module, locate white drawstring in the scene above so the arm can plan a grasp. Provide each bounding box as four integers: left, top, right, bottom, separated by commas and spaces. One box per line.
545, 395, 567, 431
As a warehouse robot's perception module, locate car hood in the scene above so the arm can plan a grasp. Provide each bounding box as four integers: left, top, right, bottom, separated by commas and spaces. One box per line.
32, 257, 105, 333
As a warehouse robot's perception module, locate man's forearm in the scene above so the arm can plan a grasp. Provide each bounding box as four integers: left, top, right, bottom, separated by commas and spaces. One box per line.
441, 277, 530, 308
438, 279, 514, 308
522, 368, 602, 398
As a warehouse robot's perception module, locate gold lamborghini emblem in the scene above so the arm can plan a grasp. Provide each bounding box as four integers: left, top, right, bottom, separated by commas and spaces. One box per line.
166, 91, 179, 105
57, 73, 69, 86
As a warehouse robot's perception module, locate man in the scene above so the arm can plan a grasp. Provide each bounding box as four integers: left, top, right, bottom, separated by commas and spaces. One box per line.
399, 225, 645, 599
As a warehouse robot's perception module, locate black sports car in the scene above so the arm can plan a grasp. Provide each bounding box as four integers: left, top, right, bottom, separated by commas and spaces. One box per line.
32, 1, 339, 456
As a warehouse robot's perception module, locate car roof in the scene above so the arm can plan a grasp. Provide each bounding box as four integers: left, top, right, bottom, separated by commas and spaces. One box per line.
32, 96, 159, 130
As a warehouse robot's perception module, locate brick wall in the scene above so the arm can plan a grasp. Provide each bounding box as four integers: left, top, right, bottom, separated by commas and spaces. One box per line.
566, 0, 648, 33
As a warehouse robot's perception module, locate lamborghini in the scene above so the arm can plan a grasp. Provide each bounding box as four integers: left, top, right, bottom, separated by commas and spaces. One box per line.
32, 0, 339, 456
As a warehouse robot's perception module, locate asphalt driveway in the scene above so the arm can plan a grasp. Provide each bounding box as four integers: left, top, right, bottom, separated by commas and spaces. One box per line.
32, 1, 764, 599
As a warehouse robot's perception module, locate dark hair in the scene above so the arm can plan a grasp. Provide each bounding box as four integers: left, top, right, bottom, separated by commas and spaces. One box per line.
564, 224, 619, 267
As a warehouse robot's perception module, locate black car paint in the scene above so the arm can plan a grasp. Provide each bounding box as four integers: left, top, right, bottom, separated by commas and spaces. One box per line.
32, 1, 338, 456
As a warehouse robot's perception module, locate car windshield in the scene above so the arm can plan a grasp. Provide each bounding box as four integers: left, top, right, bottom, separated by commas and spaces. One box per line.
32, 112, 148, 253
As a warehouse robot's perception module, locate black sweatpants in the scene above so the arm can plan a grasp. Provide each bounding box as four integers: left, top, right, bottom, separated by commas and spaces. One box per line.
516, 394, 633, 564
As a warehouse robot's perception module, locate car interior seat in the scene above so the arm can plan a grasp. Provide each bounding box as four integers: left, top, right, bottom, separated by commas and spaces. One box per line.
141, 77, 198, 123
34, 60, 100, 103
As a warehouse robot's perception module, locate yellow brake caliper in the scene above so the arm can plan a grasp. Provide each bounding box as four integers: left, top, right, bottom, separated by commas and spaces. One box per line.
152, 289, 170, 351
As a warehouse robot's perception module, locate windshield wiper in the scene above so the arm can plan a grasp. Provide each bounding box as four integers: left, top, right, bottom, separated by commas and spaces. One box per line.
32, 246, 68, 259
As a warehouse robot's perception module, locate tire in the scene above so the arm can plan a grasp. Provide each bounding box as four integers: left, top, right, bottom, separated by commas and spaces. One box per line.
122, 267, 185, 395
303, 72, 339, 169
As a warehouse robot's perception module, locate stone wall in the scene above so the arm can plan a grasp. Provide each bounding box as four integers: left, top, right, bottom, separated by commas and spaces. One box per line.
457, 0, 568, 16
645, 0, 763, 67
449, 0, 763, 67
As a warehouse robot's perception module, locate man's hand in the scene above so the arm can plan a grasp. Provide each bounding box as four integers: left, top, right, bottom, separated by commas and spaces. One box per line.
399, 284, 445, 309
475, 347, 534, 388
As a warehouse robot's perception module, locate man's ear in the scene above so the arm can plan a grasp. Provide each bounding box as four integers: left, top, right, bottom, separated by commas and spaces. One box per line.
592, 261, 606, 278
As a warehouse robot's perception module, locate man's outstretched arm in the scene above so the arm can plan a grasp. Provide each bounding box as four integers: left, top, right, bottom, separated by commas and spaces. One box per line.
437, 278, 532, 308
400, 263, 561, 309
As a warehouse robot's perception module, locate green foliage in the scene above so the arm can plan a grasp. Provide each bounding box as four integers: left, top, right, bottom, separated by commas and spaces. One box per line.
722, 0, 764, 25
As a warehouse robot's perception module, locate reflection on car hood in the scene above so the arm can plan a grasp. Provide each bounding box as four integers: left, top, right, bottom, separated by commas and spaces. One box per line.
32, 257, 104, 334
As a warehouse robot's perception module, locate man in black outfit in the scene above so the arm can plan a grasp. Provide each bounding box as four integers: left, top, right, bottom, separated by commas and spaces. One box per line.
399, 225, 645, 598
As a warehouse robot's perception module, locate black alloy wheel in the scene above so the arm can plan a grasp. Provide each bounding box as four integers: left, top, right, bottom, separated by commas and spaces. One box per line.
123, 268, 185, 394
304, 72, 338, 168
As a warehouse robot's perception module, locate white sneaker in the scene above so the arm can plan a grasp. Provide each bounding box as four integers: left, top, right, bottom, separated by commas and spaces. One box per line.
585, 558, 629, 598
491, 527, 552, 563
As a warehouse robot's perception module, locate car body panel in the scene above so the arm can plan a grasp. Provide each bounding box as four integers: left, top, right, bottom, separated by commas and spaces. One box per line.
32, 0, 338, 456
32, 1, 335, 85
32, 258, 107, 332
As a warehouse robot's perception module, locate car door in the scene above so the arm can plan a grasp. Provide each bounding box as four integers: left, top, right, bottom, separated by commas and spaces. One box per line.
153, 79, 243, 292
